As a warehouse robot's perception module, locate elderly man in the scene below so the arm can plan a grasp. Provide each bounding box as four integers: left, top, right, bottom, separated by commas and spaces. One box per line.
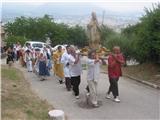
106, 46, 125, 102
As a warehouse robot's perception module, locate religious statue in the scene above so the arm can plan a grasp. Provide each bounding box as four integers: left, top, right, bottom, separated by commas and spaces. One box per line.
87, 12, 101, 49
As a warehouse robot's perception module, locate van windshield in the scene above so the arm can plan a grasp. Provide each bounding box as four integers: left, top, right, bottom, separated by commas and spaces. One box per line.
32, 43, 43, 48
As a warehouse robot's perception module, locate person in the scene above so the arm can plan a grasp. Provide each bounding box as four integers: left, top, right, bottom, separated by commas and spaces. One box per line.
52, 46, 64, 84
13, 47, 17, 61
87, 49, 102, 107
37, 52, 48, 81
24, 49, 33, 72
34, 51, 40, 75
69, 46, 82, 99
16, 42, 21, 61
43, 47, 52, 76
19, 48, 25, 67
106, 46, 125, 102
6, 47, 14, 67
61, 45, 72, 90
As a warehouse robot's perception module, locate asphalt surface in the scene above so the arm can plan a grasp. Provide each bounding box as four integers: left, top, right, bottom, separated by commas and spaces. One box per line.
1, 58, 160, 120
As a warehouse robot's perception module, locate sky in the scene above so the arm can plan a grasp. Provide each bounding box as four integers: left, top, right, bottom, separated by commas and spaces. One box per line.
1, 0, 160, 13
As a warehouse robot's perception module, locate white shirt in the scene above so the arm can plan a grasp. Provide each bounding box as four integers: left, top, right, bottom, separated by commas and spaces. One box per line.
69, 55, 82, 77
61, 52, 71, 77
87, 58, 101, 81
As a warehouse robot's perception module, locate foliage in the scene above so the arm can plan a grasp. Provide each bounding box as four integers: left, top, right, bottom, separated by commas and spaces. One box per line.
122, 3, 160, 63
5, 35, 27, 47
4, 14, 88, 47
100, 25, 134, 60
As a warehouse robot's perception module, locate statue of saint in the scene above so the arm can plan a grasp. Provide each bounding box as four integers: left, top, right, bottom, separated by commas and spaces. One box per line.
87, 12, 101, 49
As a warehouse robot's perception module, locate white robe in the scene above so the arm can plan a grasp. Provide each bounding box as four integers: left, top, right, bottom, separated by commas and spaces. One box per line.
61, 52, 71, 78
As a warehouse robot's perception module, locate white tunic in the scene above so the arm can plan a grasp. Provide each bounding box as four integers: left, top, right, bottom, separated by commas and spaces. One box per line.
61, 52, 71, 78
87, 58, 101, 82
69, 55, 82, 77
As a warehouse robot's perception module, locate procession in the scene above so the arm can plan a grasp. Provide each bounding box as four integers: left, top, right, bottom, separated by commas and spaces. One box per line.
6, 42, 124, 107
2, 1, 160, 119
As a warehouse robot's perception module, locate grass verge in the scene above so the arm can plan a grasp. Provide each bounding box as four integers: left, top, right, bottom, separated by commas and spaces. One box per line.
101, 63, 160, 86
1, 65, 53, 120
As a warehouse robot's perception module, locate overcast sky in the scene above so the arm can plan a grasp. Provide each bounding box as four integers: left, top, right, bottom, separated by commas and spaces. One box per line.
2, 0, 160, 13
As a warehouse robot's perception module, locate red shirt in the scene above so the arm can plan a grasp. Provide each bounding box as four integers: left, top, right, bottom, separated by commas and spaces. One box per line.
108, 53, 124, 79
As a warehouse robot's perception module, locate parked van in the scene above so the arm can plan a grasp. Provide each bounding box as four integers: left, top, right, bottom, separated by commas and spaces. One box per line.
24, 41, 46, 49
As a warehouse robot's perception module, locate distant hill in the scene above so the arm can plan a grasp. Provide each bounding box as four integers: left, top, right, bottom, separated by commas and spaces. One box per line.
2, 2, 142, 30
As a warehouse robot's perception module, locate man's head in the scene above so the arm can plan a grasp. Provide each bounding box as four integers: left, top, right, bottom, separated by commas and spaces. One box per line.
113, 46, 121, 54
66, 45, 71, 54
70, 46, 76, 56
57, 46, 62, 52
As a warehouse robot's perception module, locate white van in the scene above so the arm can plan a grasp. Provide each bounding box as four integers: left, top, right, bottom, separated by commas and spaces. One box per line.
24, 41, 46, 49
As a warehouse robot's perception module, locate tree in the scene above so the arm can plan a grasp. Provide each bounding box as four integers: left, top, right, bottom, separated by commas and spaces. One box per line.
122, 3, 160, 63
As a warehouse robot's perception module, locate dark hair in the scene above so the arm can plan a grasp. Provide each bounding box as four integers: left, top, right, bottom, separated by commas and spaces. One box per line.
88, 49, 96, 59
66, 45, 70, 49
57, 46, 62, 50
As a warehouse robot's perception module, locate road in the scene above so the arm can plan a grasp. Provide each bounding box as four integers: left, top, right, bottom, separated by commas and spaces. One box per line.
2, 58, 159, 120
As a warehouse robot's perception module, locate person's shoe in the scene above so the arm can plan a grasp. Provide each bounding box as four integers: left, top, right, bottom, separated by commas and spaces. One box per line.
86, 92, 90, 96
67, 88, 71, 91
93, 104, 99, 108
59, 80, 63, 84
105, 94, 111, 99
114, 97, 120, 102
76, 96, 80, 99
40, 78, 45, 81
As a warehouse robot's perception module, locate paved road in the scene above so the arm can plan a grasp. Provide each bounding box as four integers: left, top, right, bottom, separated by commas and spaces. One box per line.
2, 59, 159, 120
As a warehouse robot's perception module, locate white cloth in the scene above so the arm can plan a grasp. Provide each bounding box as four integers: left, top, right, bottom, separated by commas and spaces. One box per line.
69, 55, 82, 77
87, 58, 101, 81
26, 60, 32, 72
61, 52, 71, 78
24, 53, 33, 72
87, 80, 98, 105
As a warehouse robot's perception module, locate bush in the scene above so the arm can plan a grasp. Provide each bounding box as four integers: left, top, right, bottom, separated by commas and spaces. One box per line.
5, 35, 27, 47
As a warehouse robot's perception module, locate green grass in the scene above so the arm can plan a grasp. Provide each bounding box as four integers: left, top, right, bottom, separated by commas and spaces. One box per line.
1, 67, 20, 81
1, 66, 53, 120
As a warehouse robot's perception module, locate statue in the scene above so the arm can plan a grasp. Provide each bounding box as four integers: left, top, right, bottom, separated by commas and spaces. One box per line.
87, 12, 101, 49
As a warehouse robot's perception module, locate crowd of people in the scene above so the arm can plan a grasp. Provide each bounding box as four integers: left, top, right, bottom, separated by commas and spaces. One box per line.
6, 42, 125, 108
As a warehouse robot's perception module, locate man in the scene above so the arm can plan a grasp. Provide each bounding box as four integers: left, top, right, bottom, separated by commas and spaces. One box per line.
61, 45, 72, 90
106, 46, 125, 102
52, 46, 64, 84
69, 46, 82, 99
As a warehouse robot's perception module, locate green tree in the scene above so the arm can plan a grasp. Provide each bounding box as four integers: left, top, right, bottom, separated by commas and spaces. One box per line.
5, 36, 27, 47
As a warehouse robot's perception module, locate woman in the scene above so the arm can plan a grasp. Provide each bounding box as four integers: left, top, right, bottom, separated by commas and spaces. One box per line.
38, 52, 48, 81
24, 49, 33, 72
87, 49, 102, 107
